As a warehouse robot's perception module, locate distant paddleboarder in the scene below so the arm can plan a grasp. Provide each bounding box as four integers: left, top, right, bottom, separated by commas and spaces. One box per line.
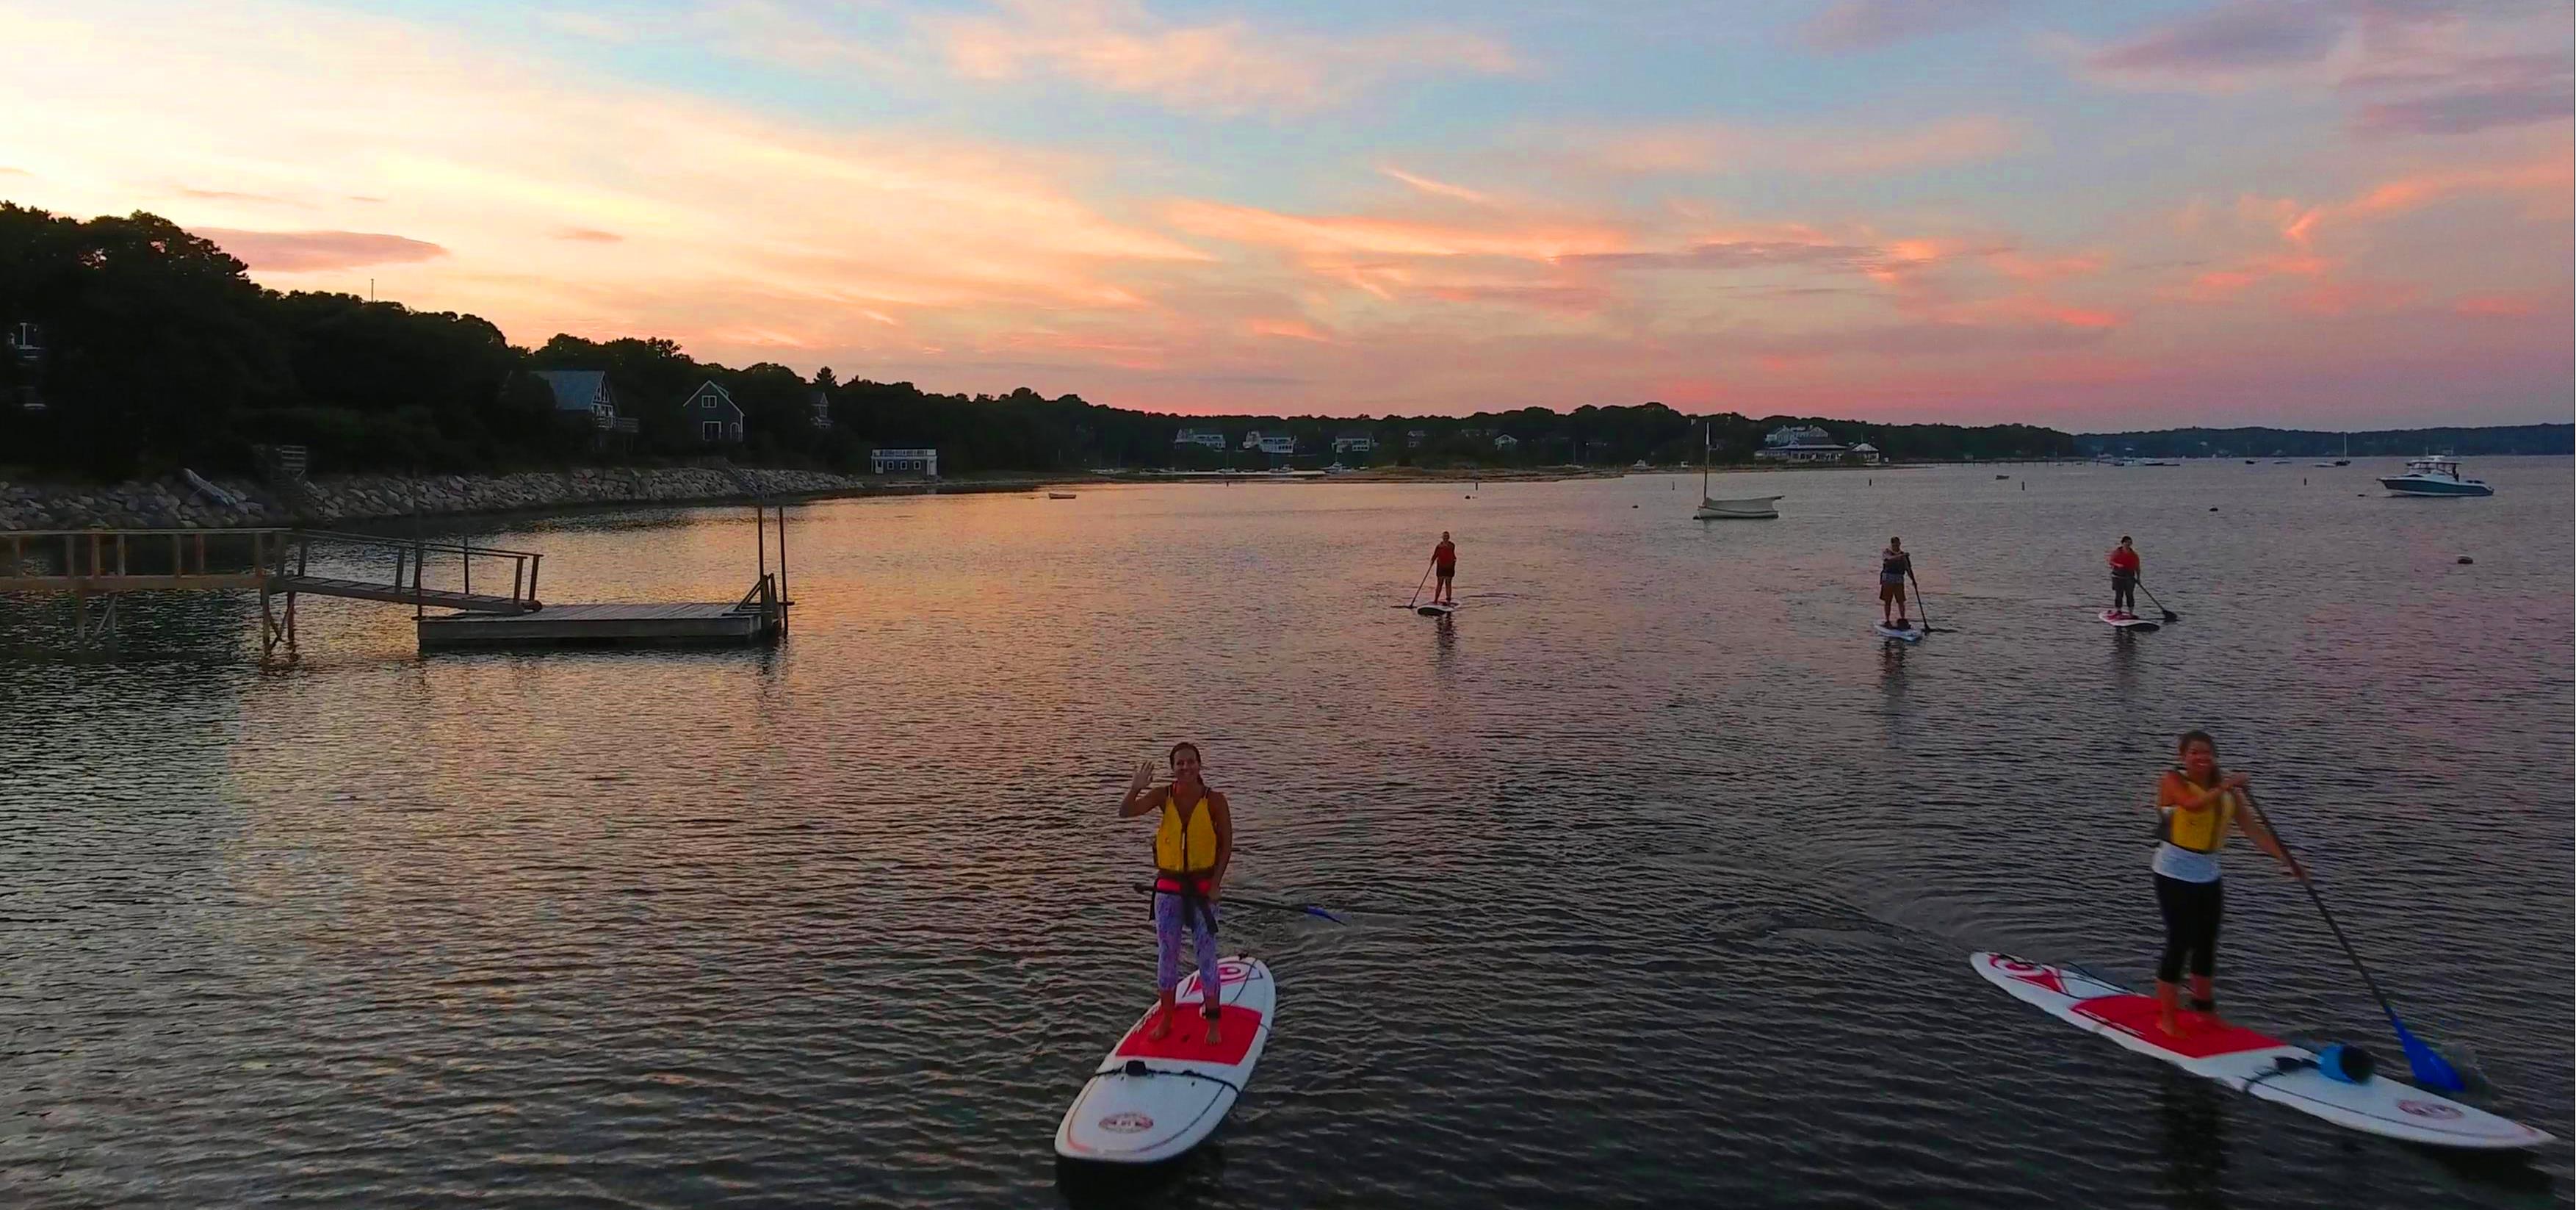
1432, 532, 1458, 605
1120, 743, 1234, 1044
1878, 538, 1912, 629
2109, 536, 2143, 620
2148, 730, 2301, 1037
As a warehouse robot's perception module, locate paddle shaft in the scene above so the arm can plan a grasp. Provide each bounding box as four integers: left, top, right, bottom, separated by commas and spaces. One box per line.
2136, 578, 2179, 619
2239, 793, 2405, 1030
1134, 882, 1342, 922
1406, 557, 1434, 608
1907, 569, 1935, 630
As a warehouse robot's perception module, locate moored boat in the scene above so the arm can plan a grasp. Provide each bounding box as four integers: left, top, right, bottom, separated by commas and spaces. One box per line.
1695, 495, 1783, 519
2379, 456, 2493, 497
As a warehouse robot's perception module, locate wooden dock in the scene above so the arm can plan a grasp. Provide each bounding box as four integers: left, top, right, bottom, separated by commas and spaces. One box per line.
3, 506, 792, 655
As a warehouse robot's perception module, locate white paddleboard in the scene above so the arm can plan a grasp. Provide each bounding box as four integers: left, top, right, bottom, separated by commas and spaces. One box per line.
1971, 952, 2551, 1150
1056, 957, 1275, 1164
2099, 610, 2160, 630
1875, 623, 1924, 642
1417, 602, 1457, 616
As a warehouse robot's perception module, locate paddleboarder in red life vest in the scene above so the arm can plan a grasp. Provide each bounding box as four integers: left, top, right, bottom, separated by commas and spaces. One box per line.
2150, 730, 2301, 1037
1432, 533, 1458, 605
1120, 743, 1233, 1044
2109, 536, 2143, 619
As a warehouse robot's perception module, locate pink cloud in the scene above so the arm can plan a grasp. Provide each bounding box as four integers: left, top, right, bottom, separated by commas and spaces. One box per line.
191, 228, 448, 271
931, 0, 1518, 114
1802, 0, 2018, 52
2086, 2, 2344, 82
2454, 291, 2542, 317
553, 227, 622, 242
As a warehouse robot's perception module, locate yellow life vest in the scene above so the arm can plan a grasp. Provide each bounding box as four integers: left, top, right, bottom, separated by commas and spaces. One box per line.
2164, 778, 2238, 854
1155, 791, 1219, 874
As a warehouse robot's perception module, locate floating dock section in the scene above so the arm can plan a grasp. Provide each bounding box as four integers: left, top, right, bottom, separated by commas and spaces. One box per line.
417, 600, 776, 649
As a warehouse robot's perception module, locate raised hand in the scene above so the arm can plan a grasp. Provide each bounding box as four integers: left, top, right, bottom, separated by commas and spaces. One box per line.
1130, 758, 1156, 796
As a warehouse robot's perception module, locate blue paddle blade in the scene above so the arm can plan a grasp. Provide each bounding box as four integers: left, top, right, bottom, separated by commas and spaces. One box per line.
2395, 1021, 2467, 1092
1302, 906, 1346, 924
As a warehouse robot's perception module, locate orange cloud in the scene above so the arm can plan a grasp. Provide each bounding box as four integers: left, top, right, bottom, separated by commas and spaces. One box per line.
1168, 200, 1628, 262
1586, 115, 2026, 175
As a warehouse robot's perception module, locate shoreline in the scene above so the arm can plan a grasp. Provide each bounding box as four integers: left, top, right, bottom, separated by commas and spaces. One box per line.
2, 454, 2298, 531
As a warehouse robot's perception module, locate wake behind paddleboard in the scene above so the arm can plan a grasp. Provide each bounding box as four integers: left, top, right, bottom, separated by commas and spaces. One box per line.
1875, 623, 1924, 642
1056, 957, 1274, 1164
2099, 611, 2160, 630
1971, 953, 2551, 1150
1417, 602, 1457, 616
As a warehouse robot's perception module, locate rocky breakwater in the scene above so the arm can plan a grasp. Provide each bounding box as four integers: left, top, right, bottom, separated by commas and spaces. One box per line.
1, 466, 881, 530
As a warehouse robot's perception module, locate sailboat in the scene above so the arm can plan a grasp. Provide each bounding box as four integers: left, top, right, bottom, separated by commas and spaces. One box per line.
2318, 433, 2350, 467
1693, 422, 1781, 520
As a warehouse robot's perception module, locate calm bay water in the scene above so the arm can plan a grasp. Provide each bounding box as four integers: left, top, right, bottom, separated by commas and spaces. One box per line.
3, 458, 2569, 1209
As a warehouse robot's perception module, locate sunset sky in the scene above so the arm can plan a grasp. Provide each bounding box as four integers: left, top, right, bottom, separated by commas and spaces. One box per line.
4, 0, 2569, 426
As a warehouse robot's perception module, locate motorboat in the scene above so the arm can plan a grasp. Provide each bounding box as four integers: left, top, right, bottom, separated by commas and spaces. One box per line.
2379, 456, 2493, 497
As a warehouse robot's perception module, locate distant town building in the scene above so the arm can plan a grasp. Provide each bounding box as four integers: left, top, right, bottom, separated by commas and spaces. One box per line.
530, 370, 620, 430
1754, 441, 1850, 464
1406, 429, 1429, 449
805, 388, 832, 430
1241, 431, 1298, 455
682, 381, 744, 443
871, 447, 939, 475
1764, 425, 1833, 447
1849, 442, 1882, 464
1492, 433, 1520, 450
1173, 428, 1229, 449
1333, 431, 1375, 453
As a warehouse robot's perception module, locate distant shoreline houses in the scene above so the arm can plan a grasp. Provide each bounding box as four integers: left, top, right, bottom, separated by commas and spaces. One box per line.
1754, 424, 1879, 465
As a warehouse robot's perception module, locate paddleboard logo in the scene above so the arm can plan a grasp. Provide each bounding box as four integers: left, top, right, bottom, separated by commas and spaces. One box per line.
2396, 1100, 2463, 1120
1988, 955, 2068, 995
1097, 1111, 1155, 1134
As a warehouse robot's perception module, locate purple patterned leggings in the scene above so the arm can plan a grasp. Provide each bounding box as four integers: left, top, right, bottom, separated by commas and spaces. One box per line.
1154, 889, 1222, 1013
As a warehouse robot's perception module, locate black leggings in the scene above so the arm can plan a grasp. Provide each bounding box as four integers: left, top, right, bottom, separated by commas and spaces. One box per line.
2113, 573, 2137, 611
2154, 874, 2223, 983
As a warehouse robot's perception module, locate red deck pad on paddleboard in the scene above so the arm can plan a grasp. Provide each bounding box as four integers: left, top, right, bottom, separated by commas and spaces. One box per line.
2073, 995, 2281, 1059
1112, 1004, 1263, 1065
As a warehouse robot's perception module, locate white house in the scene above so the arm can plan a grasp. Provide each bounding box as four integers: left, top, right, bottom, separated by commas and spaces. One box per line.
1849, 442, 1882, 464
1241, 431, 1298, 455
1406, 429, 1429, 449
682, 381, 744, 443
1173, 428, 1228, 449
1765, 424, 1833, 447
1753, 442, 1850, 464
530, 369, 618, 430
806, 388, 832, 430
1332, 431, 1375, 453
871, 447, 939, 475
1493, 433, 1520, 450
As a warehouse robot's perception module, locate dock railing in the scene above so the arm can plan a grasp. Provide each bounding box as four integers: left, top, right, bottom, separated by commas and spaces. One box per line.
281, 530, 546, 616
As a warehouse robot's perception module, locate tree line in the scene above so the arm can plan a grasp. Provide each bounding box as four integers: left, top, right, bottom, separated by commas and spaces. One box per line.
0, 203, 2279, 481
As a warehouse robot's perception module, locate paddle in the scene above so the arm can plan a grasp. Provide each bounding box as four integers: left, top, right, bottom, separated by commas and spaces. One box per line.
1134, 883, 1346, 924
2242, 790, 2466, 1092
1399, 557, 1434, 609
2137, 580, 2181, 622
1907, 569, 1951, 633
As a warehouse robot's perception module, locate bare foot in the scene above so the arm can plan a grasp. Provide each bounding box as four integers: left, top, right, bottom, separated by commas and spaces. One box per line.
1204, 1015, 1224, 1045
1146, 1009, 1172, 1042
2157, 1014, 2186, 1038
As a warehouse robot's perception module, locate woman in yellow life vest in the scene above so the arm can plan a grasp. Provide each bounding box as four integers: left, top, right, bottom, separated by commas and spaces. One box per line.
1119, 742, 1233, 1044
2150, 730, 2300, 1037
